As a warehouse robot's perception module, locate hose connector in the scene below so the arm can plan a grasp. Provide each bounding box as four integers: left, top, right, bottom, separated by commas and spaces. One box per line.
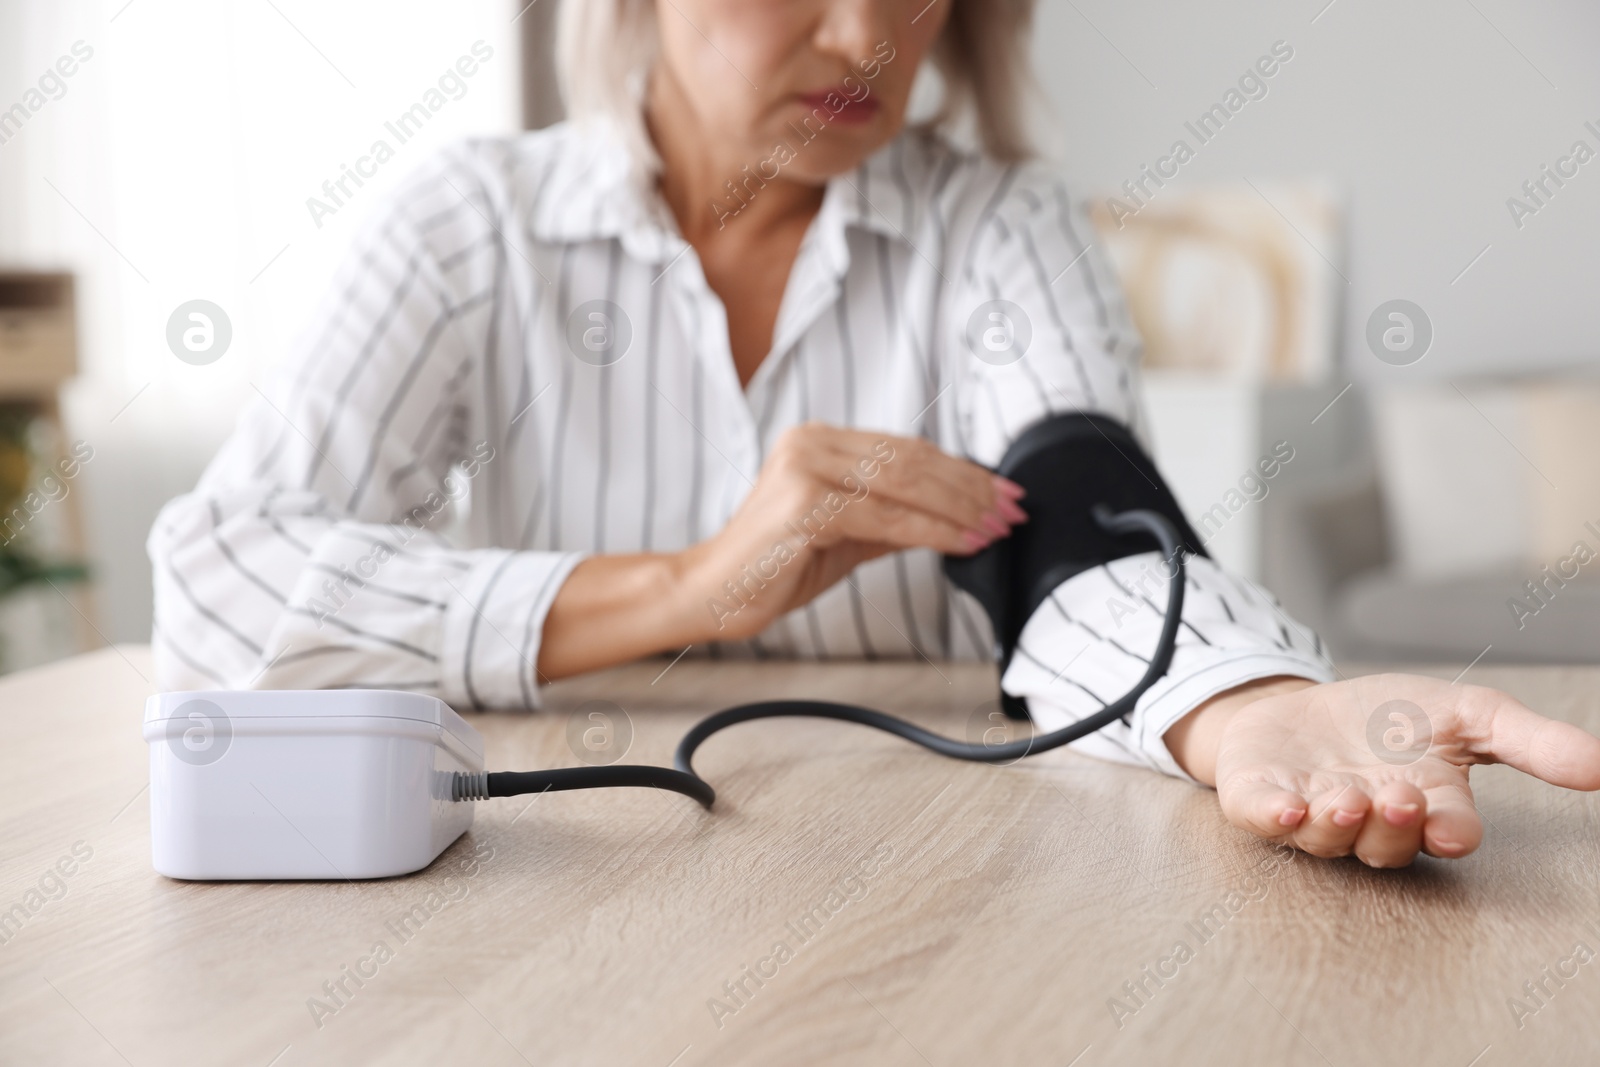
452, 771, 489, 801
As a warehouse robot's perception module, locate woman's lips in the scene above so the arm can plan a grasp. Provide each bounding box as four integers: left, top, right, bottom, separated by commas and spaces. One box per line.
795, 91, 881, 125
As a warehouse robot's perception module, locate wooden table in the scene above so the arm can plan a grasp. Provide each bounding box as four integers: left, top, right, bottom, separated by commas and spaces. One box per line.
3, 648, 1599, 1065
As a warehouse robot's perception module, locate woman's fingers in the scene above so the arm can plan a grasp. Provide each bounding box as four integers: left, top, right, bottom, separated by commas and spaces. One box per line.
1455, 686, 1600, 790
1350, 780, 1428, 867
1420, 781, 1483, 859
1218, 778, 1309, 839
845, 454, 996, 534
1225, 775, 1473, 868
829, 494, 980, 556
854, 435, 1024, 526
831, 437, 997, 527
1291, 782, 1371, 858
800, 426, 1024, 537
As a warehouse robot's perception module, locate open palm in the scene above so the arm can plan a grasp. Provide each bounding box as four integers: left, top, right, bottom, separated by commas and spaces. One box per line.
1213, 673, 1600, 867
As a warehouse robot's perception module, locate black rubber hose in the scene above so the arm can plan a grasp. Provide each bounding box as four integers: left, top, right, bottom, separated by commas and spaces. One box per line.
672, 508, 1187, 805
466, 507, 1188, 812
475, 766, 715, 807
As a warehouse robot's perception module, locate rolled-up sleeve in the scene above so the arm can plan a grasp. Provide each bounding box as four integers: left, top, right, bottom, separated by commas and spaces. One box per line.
951, 166, 1332, 779
148, 150, 583, 708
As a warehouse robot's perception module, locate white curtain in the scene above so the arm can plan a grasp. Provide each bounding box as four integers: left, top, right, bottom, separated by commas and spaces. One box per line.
0, 0, 523, 645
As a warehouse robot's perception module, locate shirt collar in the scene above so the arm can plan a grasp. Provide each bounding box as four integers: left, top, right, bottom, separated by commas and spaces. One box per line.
527, 121, 679, 264
528, 121, 923, 271
811, 141, 919, 276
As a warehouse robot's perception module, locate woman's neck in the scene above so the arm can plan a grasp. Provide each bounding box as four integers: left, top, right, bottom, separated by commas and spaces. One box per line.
643, 68, 827, 387
646, 71, 826, 248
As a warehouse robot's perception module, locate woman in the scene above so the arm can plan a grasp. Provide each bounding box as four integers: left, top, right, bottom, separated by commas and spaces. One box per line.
150, 0, 1600, 868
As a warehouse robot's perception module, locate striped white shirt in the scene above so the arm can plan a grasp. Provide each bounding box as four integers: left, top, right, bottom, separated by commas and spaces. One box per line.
148, 121, 1332, 780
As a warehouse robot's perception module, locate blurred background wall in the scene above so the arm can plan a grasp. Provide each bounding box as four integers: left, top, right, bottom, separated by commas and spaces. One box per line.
1033, 0, 1600, 382
0, 0, 1596, 673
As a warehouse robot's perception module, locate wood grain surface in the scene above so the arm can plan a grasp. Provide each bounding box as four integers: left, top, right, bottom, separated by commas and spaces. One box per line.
2, 647, 1598, 1066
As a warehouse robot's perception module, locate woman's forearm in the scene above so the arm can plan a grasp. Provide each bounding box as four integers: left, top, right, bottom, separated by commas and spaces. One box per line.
536, 553, 713, 681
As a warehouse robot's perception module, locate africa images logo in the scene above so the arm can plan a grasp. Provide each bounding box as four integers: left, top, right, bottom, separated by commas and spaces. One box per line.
166, 300, 233, 365
164, 698, 232, 766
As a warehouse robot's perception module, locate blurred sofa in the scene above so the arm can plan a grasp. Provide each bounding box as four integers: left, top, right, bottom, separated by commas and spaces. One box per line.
1261, 381, 1600, 665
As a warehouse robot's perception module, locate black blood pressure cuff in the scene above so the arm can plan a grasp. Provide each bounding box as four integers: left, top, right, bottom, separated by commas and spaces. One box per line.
941, 413, 1207, 720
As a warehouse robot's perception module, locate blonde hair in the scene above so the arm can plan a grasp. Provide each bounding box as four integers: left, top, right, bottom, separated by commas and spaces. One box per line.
555, 0, 1039, 173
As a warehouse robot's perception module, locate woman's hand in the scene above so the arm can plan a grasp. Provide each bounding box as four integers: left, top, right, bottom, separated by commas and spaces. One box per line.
1166, 673, 1600, 867
677, 422, 1026, 641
